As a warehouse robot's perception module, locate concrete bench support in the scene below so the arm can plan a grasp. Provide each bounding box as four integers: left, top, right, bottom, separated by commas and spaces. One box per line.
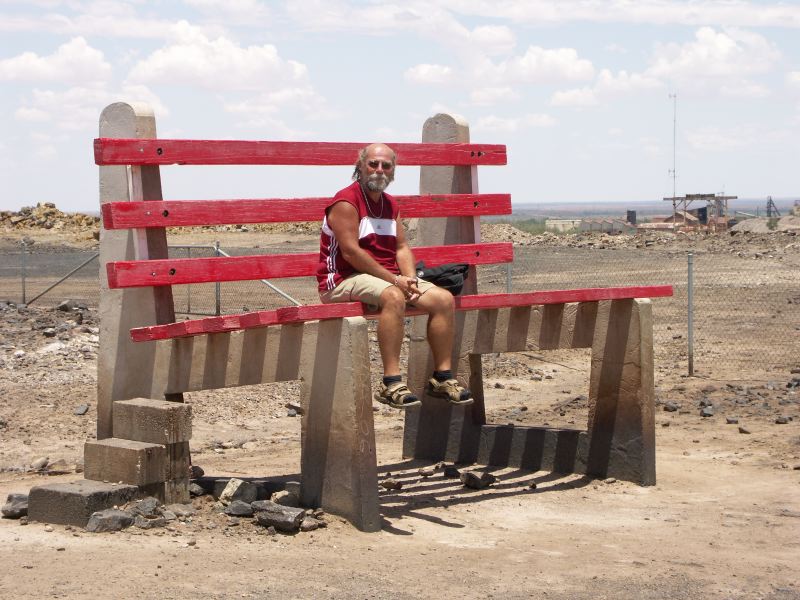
300, 317, 380, 532
404, 299, 656, 484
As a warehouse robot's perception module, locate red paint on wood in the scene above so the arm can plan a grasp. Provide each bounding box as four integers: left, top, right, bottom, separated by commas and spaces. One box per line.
106, 243, 513, 289
452, 286, 674, 309
101, 194, 512, 229
94, 139, 507, 167
130, 286, 674, 342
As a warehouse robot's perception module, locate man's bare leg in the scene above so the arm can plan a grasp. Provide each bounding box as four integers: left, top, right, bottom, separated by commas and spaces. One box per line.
373, 285, 421, 408
411, 286, 455, 371
411, 287, 472, 403
377, 285, 407, 376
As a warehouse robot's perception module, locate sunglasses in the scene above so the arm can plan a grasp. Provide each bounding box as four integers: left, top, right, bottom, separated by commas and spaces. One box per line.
367, 160, 394, 170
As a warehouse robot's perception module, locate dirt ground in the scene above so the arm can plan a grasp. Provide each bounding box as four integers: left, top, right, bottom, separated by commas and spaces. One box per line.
1, 225, 799, 599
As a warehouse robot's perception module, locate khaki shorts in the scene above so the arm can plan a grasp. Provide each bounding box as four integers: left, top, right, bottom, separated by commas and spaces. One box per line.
320, 273, 436, 308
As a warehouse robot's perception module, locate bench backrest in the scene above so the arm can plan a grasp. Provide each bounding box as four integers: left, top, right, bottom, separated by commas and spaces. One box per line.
96, 138, 512, 290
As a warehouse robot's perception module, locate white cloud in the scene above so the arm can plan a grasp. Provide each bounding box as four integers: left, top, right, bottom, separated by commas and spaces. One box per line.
34, 144, 58, 160
0, 37, 110, 84
15, 84, 168, 132
184, 0, 272, 24
405, 64, 454, 85
595, 69, 663, 94
648, 27, 780, 81
14, 107, 50, 122
224, 87, 335, 121
0, 7, 224, 39
430, 1, 800, 28
429, 102, 459, 116
787, 71, 800, 89
469, 25, 516, 56
719, 80, 770, 98
284, 1, 514, 56
522, 113, 557, 127
550, 87, 598, 107
637, 136, 663, 157
474, 115, 519, 133
229, 114, 311, 138
474, 112, 556, 133
475, 46, 595, 85
470, 86, 520, 106
550, 27, 775, 109
127, 24, 311, 92
686, 127, 749, 151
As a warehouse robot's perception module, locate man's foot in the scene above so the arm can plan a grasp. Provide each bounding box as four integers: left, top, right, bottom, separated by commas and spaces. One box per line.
426, 377, 473, 405
374, 381, 421, 409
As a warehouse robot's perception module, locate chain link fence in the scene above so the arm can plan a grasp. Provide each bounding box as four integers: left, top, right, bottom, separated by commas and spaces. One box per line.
1, 240, 797, 380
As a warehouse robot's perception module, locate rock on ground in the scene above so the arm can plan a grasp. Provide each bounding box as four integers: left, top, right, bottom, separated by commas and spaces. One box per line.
85, 509, 134, 533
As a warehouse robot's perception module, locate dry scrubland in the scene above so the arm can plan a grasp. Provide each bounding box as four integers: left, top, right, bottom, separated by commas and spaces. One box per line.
0, 206, 799, 599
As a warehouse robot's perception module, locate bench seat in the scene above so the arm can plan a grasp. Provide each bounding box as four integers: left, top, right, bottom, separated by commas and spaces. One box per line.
130, 285, 674, 341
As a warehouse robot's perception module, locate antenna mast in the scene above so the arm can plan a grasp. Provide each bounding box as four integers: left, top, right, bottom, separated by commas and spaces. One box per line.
668, 93, 678, 228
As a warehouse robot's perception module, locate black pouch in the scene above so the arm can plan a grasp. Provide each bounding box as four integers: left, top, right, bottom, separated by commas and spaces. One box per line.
415, 261, 469, 296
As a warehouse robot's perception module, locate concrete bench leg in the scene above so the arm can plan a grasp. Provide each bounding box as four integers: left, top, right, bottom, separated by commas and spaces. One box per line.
587, 298, 656, 485
300, 317, 380, 532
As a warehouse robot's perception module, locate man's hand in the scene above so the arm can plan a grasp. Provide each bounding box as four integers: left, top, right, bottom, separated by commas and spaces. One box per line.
395, 274, 421, 303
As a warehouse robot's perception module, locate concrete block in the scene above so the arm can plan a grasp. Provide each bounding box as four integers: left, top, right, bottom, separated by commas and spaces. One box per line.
28, 480, 141, 527
84, 438, 165, 486
113, 398, 191, 444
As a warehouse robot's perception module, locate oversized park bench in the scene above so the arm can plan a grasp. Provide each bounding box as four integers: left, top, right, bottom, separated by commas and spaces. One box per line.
85, 102, 672, 532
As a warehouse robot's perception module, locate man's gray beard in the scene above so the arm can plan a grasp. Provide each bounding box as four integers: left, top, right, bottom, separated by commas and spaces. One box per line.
365, 174, 390, 192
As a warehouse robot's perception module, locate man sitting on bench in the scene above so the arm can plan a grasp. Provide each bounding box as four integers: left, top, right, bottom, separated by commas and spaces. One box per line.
317, 143, 473, 409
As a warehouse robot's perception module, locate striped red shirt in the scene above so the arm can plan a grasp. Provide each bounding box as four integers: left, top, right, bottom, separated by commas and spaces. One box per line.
317, 181, 399, 292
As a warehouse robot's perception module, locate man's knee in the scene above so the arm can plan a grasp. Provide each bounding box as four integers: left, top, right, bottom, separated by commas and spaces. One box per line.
380, 285, 407, 313
425, 286, 455, 314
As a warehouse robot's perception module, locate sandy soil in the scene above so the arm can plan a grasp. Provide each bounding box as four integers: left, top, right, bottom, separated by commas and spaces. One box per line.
1, 227, 799, 600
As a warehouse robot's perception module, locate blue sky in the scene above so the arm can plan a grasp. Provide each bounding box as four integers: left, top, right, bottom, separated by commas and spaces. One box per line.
1, 0, 799, 214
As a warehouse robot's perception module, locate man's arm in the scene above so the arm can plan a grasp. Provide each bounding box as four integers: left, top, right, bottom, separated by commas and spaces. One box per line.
394, 218, 416, 276
394, 218, 421, 300
327, 201, 420, 297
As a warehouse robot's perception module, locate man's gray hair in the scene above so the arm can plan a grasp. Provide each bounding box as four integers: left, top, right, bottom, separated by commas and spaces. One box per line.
352, 144, 397, 181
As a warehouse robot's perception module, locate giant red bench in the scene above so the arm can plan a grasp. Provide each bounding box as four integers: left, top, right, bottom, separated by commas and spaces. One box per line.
88, 103, 672, 532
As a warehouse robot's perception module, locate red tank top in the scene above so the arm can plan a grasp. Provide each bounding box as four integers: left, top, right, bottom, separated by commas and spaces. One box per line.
317, 181, 399, 292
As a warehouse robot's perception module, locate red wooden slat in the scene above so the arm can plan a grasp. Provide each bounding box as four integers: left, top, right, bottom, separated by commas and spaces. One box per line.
130, 286, 674, 341
106, 243, 513, 289
453, 286, 674, 308
94, 139, 507, 166
101, 194, 512, 229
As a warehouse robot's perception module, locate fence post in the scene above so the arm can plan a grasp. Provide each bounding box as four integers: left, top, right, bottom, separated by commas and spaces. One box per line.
186, 246, 192, 314
214, 241, 221, 316
506, 262, 512, 293
687, 251, 694, 376
20, 240, 27, 305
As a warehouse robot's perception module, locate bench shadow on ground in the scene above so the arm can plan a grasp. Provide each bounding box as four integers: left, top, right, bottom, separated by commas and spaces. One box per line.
375, 459, 594, 535
194, 465, 593, 535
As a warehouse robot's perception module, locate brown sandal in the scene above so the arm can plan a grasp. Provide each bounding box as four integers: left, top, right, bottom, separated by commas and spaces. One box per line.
374, 381, 421, 409
426, 377, 473, 405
